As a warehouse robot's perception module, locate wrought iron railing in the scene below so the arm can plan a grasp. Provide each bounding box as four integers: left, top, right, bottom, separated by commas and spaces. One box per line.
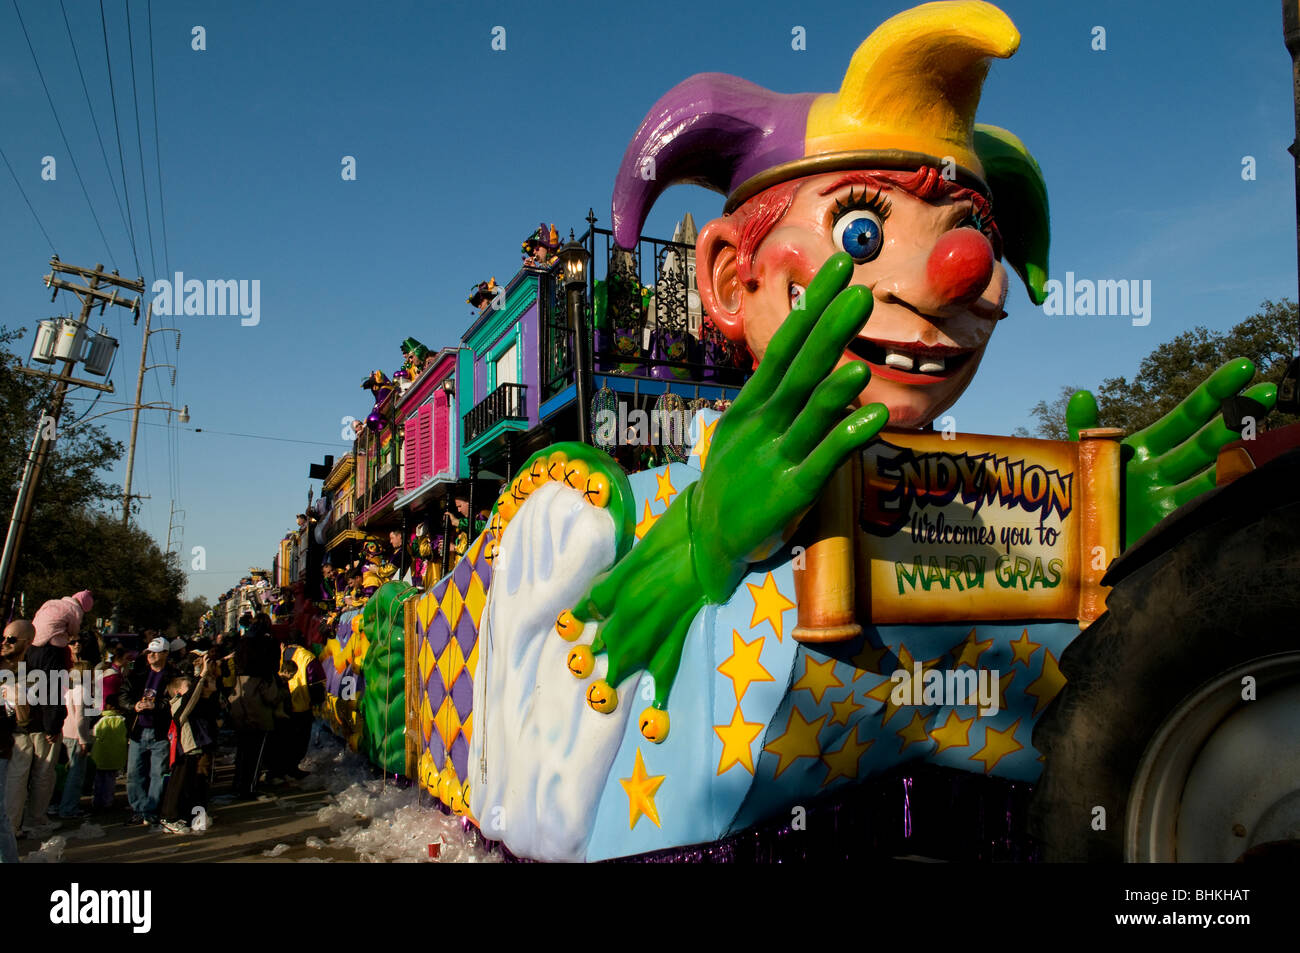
464, 382, 528, 445
542, 226, 753, 401
324, 510, 354, 542
366, 468, 400, 512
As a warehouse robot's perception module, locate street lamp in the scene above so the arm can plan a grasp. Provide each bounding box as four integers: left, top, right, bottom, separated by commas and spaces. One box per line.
64, 401, 189, 430
557, 234, 591, 291
556, 231, 594, 442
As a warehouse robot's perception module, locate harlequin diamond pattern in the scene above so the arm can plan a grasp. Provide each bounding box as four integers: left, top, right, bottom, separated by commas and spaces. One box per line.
439, 638, 465, 689
419, 693, 434, 743
435, 694, 462, 749
417, 638, 436, 685
410, 530, 494, 799
463, 574, 486, 625
440, 583, 464, 632
451, 667, 473, 721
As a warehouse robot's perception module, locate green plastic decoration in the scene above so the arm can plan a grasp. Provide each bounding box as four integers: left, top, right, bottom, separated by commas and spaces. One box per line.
570, 253, 890, 712
358, 579, 419, 775
1065, 359, 1279, 547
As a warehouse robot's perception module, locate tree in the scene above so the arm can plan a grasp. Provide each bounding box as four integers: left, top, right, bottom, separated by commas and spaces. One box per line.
179, 595, 210, 636
1017, 300, 1298, 439
0, 325, 184, 629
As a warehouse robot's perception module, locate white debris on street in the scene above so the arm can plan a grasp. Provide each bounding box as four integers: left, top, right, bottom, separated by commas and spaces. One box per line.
25, 835, 66, 863
299, 741, 501, 864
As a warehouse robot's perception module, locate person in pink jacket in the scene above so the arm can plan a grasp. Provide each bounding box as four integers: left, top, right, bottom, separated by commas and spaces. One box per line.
57, 636, 101, 818
7, 590, 91, 834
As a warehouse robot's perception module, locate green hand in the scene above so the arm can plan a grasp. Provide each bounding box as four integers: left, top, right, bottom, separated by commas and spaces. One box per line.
569, 253, 890, 733
1065, 357, 1278, 546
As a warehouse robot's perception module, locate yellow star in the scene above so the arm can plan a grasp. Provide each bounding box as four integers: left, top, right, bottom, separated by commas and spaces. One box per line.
792, 653, 845, 706
969, 718, 1025, 774
827, 691, 862, 727
747, 572, 795, 641
690, 415, 719, 471
862, 644, 943, 726
717, 629, 774, 704
619, 747, 666, 829
955, 668, 1016, 712
654, 466, 677, 506
763, 705, 827, 778
951, 627, 994, 669
991, 669, 1017, 714
896, 709, 931, 754
1025, 649, 1066, 716
1009, 628, 1041, 667
929, 709, 975, 754
634, 500, 660, 540
714, 705, 765, 775
849, 636, 891, 678
820, 723, 874, 787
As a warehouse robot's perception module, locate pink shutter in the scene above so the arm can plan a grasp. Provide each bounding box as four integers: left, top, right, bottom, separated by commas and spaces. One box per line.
403, 415, 420, 490
431, 392, 447, 473
419, 401, 437, 480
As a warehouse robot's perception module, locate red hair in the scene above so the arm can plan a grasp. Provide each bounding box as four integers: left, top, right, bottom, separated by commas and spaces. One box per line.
729, 166, 1001, 287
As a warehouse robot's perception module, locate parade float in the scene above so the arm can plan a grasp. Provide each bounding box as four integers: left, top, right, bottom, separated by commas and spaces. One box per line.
313, 0, 1299, 862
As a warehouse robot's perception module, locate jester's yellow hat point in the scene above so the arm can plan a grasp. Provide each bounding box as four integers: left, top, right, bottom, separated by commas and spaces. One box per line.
613, 0, 1050, 303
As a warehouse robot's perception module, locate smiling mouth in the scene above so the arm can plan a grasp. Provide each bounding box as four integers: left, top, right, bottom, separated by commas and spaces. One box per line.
845, 336, 974, 383
787, 281, 976, 384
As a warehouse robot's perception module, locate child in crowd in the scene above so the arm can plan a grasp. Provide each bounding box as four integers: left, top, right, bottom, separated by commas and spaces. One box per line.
91, 694, 128, 812
160, 657, 220, 834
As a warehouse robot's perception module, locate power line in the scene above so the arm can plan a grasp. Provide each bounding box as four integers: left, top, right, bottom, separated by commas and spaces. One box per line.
58, 0, 132, 271
0, 142, 58, 253
99, 0, 142, 280
11, 0, 118, 264
146, 0, 169, 278
123, 0, 158, 282
186, 425, 351, 449
114, 416, 351, 450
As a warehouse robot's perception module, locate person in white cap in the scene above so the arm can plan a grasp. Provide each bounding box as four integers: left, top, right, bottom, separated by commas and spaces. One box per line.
169, 638, 189, 674
119, 636, 179, 826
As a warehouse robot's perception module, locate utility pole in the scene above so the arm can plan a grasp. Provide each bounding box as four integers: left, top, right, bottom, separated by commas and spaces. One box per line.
165, 499, 185, 555
0, 259, 142, 617
123, 302, 150, 524
121, 303, 182, 526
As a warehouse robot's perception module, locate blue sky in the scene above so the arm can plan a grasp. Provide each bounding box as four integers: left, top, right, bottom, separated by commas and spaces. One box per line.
0, 0, 1295, 603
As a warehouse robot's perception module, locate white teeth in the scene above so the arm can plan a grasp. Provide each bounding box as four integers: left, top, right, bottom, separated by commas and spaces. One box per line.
789, 283, 806, 309
917, 358, 946, 373
884, 350, 915, 371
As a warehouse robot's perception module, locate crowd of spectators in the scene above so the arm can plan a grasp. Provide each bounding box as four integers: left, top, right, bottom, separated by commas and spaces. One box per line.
0, 593, 326, 860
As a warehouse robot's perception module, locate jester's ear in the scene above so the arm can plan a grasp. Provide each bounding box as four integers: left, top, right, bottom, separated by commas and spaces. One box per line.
975, 124, 1049, 306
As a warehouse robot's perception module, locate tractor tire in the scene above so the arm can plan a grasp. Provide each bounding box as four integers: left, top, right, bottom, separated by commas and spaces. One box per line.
1030, 450, 1300, 861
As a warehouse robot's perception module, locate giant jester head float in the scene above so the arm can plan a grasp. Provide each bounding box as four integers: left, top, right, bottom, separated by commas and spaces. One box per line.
612, 0, 1048, 430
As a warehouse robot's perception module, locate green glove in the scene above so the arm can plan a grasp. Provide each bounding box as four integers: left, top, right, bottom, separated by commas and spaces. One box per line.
1065, 357, 1278, 547
567, 253, 890, 736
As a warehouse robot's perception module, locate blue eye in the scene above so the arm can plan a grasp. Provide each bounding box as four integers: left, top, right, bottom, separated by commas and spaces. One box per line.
833, 210, 884, 263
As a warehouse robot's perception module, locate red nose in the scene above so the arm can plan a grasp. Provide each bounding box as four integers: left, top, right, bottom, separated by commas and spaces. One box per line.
926, 228, 994, 307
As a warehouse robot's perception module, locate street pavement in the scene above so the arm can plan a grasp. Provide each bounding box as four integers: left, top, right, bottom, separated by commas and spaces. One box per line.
15, 734, 489, 864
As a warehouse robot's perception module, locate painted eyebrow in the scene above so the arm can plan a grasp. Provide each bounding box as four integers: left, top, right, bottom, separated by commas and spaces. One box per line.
817, 173, 895, 196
